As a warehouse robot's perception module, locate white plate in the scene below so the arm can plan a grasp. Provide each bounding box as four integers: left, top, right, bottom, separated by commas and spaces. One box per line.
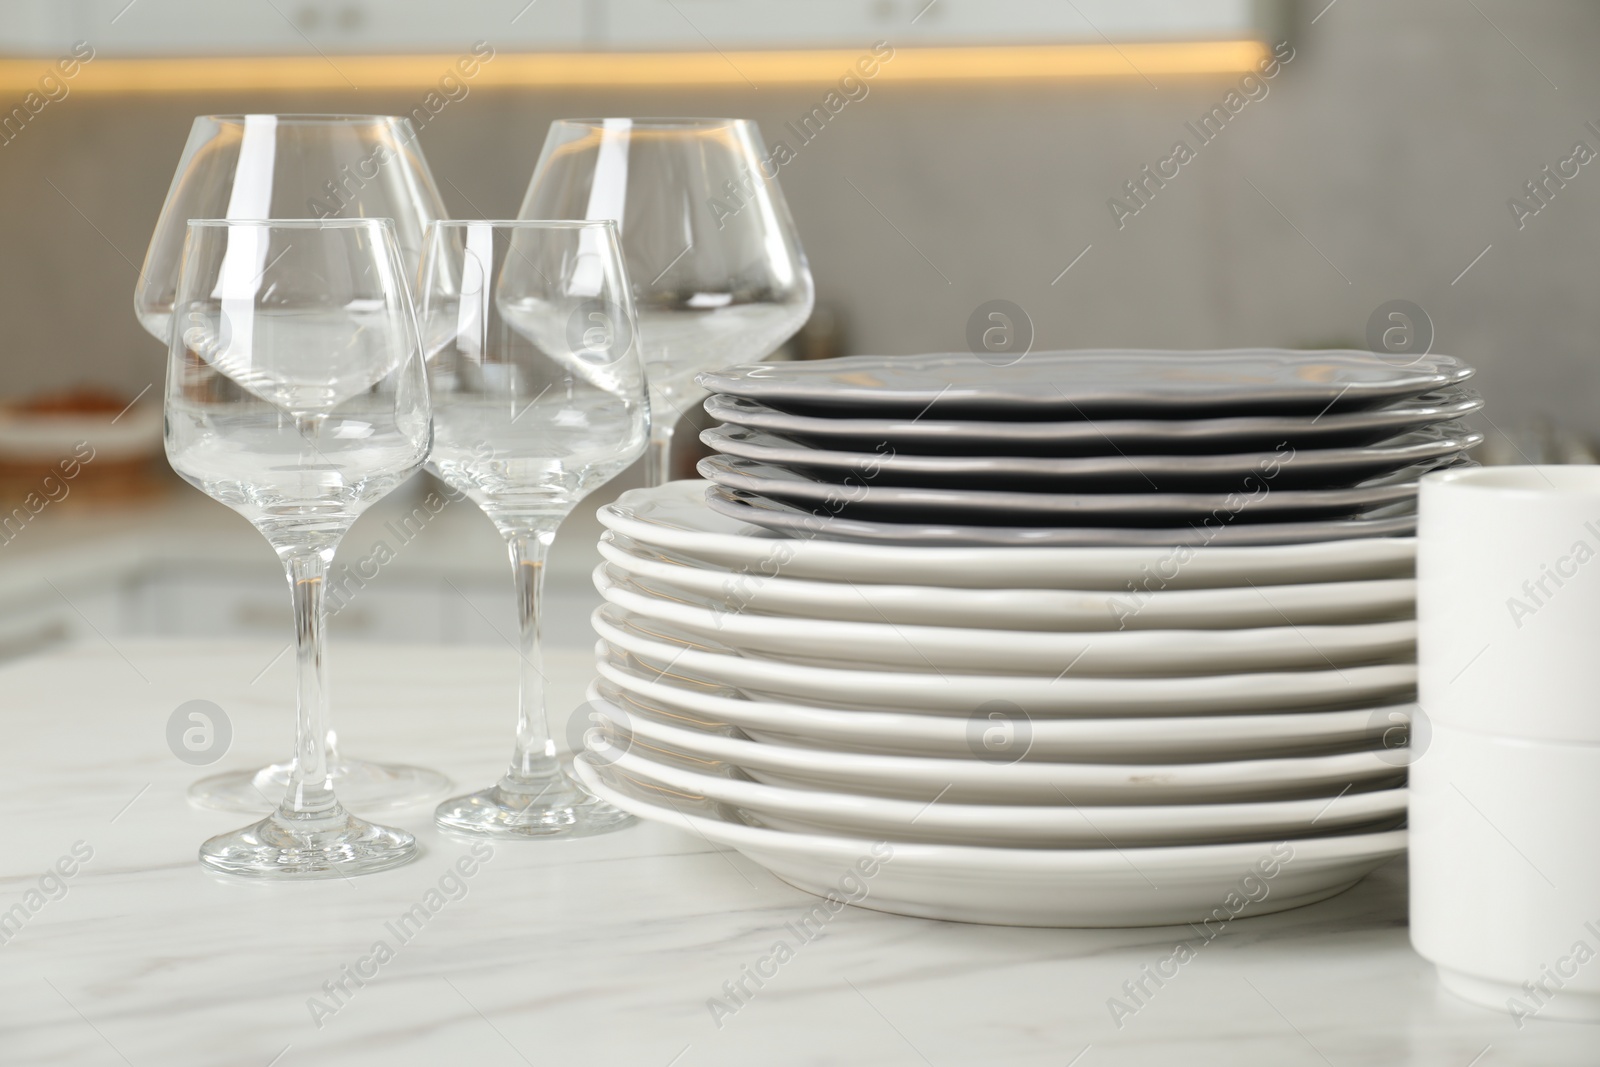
599, 481, 1417, 589
595, 742, 1410, 848
575, 756, 1409, 927
599, 532, 1417, 630
593, 564, 1417, 675
593, 606, 1417, 716
590, 696, 1406, 804
594, 645, 1416, 761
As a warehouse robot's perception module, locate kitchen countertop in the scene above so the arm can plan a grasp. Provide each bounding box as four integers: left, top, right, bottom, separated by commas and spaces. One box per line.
2, 638, 1595, 1066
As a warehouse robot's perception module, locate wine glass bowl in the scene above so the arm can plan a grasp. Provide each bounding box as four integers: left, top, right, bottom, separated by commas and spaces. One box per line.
138, 114, 445, 343
418, 220, 648, 838
519, 118, 813, 484
167, 221, 430, 547
420, 221, 648, 522
167, 219, 430, 878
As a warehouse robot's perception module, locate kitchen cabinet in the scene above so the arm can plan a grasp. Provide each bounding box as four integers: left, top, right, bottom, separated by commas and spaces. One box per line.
0, 0, 1277, 56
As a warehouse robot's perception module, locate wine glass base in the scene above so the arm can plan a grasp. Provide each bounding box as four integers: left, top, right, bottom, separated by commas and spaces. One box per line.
188, 759, 452, 815
198, 809, 418, 879
433, 767, 636, 839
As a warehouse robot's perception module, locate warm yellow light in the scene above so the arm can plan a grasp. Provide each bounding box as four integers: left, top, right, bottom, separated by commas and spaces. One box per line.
0, 41, 1268, 95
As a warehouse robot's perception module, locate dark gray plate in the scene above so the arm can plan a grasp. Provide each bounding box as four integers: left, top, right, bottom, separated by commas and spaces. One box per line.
702, 390, 1485, 454
697, 350, 1475, 418
697, 455, 1439, 523
704, 486, 1420, 547
700, 424, 1481, 491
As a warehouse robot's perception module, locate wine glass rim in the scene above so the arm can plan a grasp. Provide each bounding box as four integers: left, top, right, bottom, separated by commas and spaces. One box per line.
550, 117, 751, 130
186, 217, 399, 229
196, 113, 413, 125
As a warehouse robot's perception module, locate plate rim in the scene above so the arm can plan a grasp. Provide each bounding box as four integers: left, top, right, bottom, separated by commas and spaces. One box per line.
600, 743, 1412, 828
698, 454, 1428, 515
696, 349, 1474, 414
601, 480, 1419, 574
589, 690, 1408, 788
701, 422, 1482, 480
593, 650, 1418, 752
701, 389, 1487, 444
706, 484, 1421, 548
592, 602, 1419, 715
598, 530, 1419, 624
593, 562, 1419, 673
575, 754, 1411, 871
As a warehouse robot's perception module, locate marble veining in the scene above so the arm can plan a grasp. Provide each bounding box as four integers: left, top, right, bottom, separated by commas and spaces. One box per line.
0, 637, 1594, 1066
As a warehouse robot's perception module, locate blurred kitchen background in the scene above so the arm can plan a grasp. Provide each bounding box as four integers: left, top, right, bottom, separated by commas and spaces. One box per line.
0, 0, 1593, 656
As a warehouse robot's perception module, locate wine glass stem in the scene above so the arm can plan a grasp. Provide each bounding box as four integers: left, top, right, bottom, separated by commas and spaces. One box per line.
503, 526, 561, 787
289, 413, 345, 781
281, 550, 339, 821
644, 422, 676, 487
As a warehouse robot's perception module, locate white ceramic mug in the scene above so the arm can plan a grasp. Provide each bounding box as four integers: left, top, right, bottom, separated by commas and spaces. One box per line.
1419, 465, 1600, 744
1409, 722, 1600, 1022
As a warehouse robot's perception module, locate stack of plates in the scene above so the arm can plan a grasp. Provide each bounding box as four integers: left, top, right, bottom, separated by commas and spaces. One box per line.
582, 481, 1425, 927
578, 349, 1478, 926
691, 349, 1481, 546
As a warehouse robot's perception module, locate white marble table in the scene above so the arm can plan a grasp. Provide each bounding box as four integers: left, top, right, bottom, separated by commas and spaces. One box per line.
1, 638, 1594, 1066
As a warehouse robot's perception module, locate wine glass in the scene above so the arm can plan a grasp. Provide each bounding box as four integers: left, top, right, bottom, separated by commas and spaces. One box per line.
166, 219, 431, 877
518, 118, 813, 484
417, 220, 648, 837
136, 113, 452, 814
